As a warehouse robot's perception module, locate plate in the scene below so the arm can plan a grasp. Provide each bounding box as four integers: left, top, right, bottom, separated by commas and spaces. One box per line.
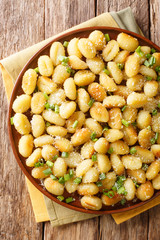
8, 26, 160, 214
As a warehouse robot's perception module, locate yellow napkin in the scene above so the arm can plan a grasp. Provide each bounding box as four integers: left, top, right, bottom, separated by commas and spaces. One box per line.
1, 7, 160, 226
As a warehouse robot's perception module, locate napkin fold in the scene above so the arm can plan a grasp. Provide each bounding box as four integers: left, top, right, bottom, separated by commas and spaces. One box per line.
1, 7, 160, 227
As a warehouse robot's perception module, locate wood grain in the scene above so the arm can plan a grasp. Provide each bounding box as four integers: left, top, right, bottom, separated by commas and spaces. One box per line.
1, 0, 160, 240
100, 212, 148, 240
96, 0, 150, 37
148, 2, 160, 239
44, 218, 99, 240
150, 0, 160, 44
148, 205, 160, 239
44, 0, 95, 38
0, 0, 44, 239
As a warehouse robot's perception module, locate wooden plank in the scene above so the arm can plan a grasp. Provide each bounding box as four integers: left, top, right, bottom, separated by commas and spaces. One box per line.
150, 0, 160, 44
148, 205, 160, 240
0, 0, 45, 239
44, 218, 99, 240
148, 1, 160, 239
100, 212, 148, 240
96, 0, 150, 37
44, 0, 97, 238
96, 1, 150, 239
45, 0, 95, 38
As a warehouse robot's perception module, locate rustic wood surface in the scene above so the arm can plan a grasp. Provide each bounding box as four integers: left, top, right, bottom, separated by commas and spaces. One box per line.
0, 0, 160, 239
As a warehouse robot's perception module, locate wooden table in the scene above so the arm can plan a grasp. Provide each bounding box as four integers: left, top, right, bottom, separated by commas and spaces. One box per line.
1, 0, 160, 239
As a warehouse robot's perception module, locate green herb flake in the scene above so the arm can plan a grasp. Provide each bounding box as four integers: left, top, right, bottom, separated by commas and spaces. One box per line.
88, 98, 95, 107
145, 76, 152, 81
130, 147, 137, 155
155, 132, 159, 141
144, 56, 156, 67
105, 33, 110, 42
158, 103, 160, 109
152, 109, 158, 116
43, 168, 52, 176
71, 69, 76, 75
53, 155, 58, 161
103, 190, 115, 198
117, 175, 126, 182
155, 66, 160, 73
61, 152, 69, 158
69, 169, 74, 178
72, 120, 78, 128
117, 186, 127, 195
145, 53, 152, 59
96, 181, 103, 187
34, 86, 39, 93
46, 161, 54, 168
149, 56, 156, 65
45, 102, 50, 110
102, 127, 109, 133
99, 173, 106, 180
121, 105, 127, 112
151, 48, 156, 54
74, 177, 82, 184
122, 119, 129, 127
92, 153, 97, 162
65, 197, 75, 203
66, 67, 72, 73
64, 174, 70, 182
58, 177, 65, 184
133, 180, 140, 188
93, 138, 98, 142
135, 46, 144, 57
55, 104, 59, 113
43, 92, 49, 100
117, 63, 124, 70
103, 68, 110, 75
112, 186, 117, 192
34, 67, 39, 73
58, 55, 69, 64
57, 195, 64, 201
107, 147, 113, 154
45, 121, 51, 127
121, 199, 126, 205
113, 175, 126, 191
10, 117, 14, 125
144, 60, 150, 67
50, 104, 55, 110
63, 41, 69, 47
142, 163, 149, 171
50, 174, 57, 180
34, 162, 44, 168
157, 76, 160, 82
147, 125, 151, 130
132, 122, 137, 127
90, 132, 97, 141
150, 137, 156, 145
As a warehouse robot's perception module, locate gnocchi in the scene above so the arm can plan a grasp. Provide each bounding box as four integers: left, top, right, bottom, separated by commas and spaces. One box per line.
11, 30, 160, 211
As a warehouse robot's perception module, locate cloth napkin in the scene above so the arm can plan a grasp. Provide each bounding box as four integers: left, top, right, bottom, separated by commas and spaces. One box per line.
1, 7, 160, 226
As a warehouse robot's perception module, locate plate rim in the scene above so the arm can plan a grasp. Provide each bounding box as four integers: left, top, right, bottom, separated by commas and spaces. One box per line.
8, 26, 160, 215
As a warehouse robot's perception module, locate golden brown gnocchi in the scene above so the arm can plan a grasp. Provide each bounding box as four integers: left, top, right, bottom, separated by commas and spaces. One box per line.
11, 30, 160, 211
12, 94, 31, 113
38, 55, 54, 77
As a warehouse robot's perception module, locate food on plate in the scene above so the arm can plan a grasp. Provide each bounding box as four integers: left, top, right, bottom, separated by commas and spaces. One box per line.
11, 30, 160, 210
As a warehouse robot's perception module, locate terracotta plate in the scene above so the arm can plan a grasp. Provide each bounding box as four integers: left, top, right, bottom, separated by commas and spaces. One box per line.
8, 27, 160, 215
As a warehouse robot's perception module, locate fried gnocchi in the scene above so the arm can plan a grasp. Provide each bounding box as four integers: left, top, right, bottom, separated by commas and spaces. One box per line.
11, 30, 160, 210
